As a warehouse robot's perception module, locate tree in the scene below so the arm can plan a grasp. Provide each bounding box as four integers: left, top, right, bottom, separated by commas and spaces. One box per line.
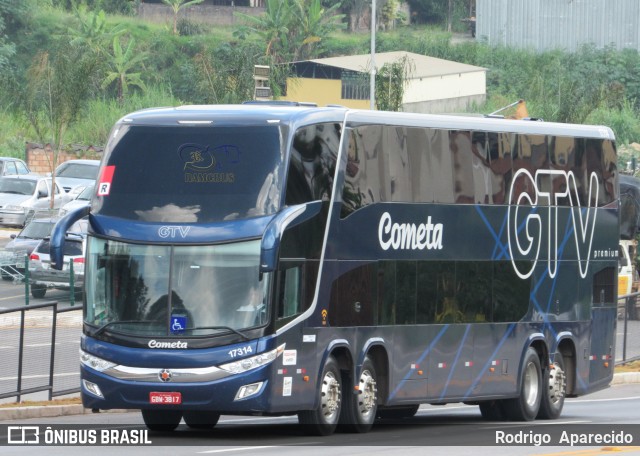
161, 0, 205, 35
235, 0, 295, 64
294, 0, 346, 60
236, 0, 346, 63
102, 36, 147, 105
375, 55, 413, 111
66, 5, 126, 53
23, 42, 100, 207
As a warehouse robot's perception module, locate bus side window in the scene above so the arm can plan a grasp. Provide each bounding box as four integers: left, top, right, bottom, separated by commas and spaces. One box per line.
276, 265, 303, 328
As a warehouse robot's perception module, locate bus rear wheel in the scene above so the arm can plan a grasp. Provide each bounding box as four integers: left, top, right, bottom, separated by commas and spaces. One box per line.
537, 352, 566, 419
183, 411, 220, 429
141, 409, 182, 431
504, 347, 542, 421
340, 356, 378, 433
298, 356, 342, 436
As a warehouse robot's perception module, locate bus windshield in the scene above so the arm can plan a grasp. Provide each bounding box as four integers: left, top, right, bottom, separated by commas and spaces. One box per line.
85, 237, 269, 337
95, 125, 283, 223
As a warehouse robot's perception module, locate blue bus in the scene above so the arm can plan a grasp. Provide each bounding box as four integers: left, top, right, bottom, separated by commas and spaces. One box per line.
51, 104, 619, 435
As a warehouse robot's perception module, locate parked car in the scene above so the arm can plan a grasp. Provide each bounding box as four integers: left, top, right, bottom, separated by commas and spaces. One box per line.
29, 232, 86, 298
54, 159, 100, 193
59, 184, 94, 216
1, 217, 88, 281
0, 157, 31, 176
0, 175, 71, 227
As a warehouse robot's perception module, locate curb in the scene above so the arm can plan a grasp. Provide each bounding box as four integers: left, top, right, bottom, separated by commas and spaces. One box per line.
1, 373, 638, 422
0, 405, 134, 421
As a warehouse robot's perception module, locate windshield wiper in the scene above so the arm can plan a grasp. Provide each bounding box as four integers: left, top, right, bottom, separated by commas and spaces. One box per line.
186, 326, 250, 340
90, 320, 151, 337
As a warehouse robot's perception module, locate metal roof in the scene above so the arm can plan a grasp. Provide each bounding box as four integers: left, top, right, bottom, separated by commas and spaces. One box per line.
298, 51, 486, 79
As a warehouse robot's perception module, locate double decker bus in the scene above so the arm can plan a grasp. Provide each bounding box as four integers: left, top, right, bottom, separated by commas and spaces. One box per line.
51, 104, 619, 435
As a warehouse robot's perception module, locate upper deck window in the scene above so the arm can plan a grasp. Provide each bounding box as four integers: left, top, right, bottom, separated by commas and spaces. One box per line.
95, 125, 283, 223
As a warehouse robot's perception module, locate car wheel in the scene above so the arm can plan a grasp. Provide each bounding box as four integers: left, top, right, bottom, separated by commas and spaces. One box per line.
31, 285, 46, 298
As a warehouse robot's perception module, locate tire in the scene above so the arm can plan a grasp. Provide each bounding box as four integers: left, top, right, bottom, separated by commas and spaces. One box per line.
31, 285, 46, 298
298, 356, 342, 436
377, 404, 419, 420
183, 411, 220, 429
479, 400, 506, 421
340, 356, 378, 433
141, 409, 182, 432
504, 347, 542, 421
537, 352, 566, 419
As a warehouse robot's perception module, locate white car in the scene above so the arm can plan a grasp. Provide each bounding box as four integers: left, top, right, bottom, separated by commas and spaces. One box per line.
59, 184, 94, 216
0, 175, 71, 227
29, 232, 86, 298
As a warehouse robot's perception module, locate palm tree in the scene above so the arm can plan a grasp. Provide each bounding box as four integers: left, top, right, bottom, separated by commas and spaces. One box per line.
235, 0, 295, 63
294, 0, 346, 60
162, 0, 205, 35
102, 37, 147, 105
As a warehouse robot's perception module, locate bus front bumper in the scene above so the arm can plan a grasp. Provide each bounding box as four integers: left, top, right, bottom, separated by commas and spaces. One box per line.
80, 364, 273, 413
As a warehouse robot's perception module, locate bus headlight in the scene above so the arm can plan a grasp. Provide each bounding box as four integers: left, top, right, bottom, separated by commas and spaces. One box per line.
80, 349, 116, 372
218, 344, 285, 374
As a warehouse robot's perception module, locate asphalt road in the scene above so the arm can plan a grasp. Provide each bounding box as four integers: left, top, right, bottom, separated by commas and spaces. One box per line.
1, 384, 640, 455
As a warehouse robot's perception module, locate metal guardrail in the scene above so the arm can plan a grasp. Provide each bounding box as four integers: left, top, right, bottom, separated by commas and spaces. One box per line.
0, 302, 82, 403
618, 291, 640, 364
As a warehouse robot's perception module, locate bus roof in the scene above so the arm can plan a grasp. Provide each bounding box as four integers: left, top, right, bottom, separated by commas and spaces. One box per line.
116, 104, 615, 141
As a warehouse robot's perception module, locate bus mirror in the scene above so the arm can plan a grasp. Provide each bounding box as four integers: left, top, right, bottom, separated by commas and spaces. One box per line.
260, 202, 322, 273
50, 205, 90, 270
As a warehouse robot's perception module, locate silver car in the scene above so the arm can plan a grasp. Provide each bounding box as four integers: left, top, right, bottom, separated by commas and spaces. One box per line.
54, 159, 100, 193
29, 233, 86, 298
0, 175, 70, 227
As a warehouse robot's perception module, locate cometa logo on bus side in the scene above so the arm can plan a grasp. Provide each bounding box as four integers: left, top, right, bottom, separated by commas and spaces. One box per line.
378, 212, 444, 251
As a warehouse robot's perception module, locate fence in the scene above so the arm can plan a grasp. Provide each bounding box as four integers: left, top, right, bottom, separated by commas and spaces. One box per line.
618, 291, 640, 363
0, 302, 82, 403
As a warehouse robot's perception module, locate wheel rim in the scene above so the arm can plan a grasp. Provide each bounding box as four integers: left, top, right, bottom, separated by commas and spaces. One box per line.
523, 361, 539, 408
548, 363, 566, 405
320, 370, 341, 423
357, 369, 377, 421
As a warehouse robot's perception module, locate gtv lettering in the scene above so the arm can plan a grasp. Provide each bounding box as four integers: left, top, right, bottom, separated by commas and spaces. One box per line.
158, 226, 191, 239
507, 169, 599, 279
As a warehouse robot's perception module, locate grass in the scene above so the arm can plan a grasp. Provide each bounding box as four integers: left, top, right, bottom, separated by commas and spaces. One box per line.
614, 360, 640, 373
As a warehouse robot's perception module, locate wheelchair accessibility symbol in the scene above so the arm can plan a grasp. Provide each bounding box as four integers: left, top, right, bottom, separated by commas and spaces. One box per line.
170, 315, 187, 334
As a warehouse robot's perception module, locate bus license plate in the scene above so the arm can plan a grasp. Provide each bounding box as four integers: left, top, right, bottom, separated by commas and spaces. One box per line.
149, 392, 182, 405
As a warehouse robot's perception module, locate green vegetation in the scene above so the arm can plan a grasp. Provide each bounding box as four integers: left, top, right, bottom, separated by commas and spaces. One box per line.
1, 0, 640, 170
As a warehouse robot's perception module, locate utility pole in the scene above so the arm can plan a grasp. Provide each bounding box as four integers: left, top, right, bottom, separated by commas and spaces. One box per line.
370, 0, 376, 110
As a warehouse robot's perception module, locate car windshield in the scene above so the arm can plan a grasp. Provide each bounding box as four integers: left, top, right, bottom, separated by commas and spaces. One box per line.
84, 237, 269, 337
77, 185, 95, 201
0, 179, 35, 195
57, 163, 99, 179
19, 220, 55, 239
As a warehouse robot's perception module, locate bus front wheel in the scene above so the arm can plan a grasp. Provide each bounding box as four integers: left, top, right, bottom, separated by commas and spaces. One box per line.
504, 347, 542, 421
298, 356, 342, 436
537, 352, 566, 419
340, 356, 378, 433
183, 411, 220, 429
141, 409, 182, 432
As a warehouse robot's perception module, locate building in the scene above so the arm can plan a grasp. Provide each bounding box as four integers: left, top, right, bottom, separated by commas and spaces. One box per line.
476, 0, 640, 52
280, 51, 486, 113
